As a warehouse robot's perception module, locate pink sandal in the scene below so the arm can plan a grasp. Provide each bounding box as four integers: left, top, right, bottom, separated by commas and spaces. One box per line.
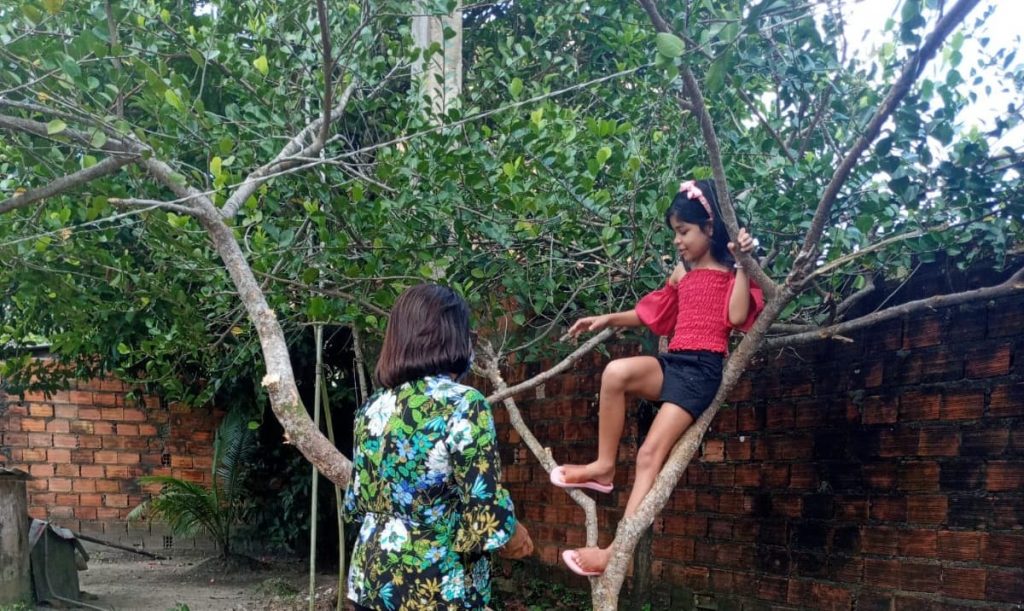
549, 466, 613, 494
562, 549, 603, 576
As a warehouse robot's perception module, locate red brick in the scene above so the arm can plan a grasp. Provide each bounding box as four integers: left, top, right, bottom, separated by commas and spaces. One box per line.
901, 390, 937, 419
123, 408, 146, 422
879, 429, 920, 457
55, 493, 79, 506
22, 448, 47, 462
75, 507, 97, 520
70, 391, 96, 405
116, 423, 139, 436
47, 448, 71, 463
100, 407, 123, 420
117, 452, 140, 465
899, 461, 939, 492
45, 419, 70, 433
73, 479, 96, 493
861, 526, 898, 555
93, 421, 114, 435
94, 450, 118, 464
701, 439, 725, 462
52, 433, 79, 448
989, 383, 1024, 418
725, 437, 751, 461
982, 533, 1024, 567
863, 395, 898, 424
104, 493, 129, 508
138, 424, 159, 436
942, 389, 984, 420
29, 464, 54, 477
170, 455, 193, 468
966, 344, 1011, 378
868, 495, 909, 519
69, 420, 94, 435
78, 407, 102, 420
95, 479, 119, 493
907, 496, 947, 524
986, 569, 1024, 604
961, 427, 1008, 456
864, 558, 900, 589
918, 427, 958, 456
96, 507, 120, 520
936, 530, 981, 561
79, 435, 102, 449
21, 418, 46, 432
49, 478, 72, 492
864, 463, 897, 489
904, 315, 944, 349
55, 463, 78, 477
986, 461, 1024, 492
79, 493, 103, 507
898, 529, 937, 557
29, 403, 55, 418
28, 432, 52, 446
734, 464, 761, 487
900, 562, 939, 592
940, 567, 986, 600
54, 405, 78, 419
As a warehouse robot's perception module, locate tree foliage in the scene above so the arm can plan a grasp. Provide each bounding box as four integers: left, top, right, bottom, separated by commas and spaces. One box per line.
1, 0, 1022, 606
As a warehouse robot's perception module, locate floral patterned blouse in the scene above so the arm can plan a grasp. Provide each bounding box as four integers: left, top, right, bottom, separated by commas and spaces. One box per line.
343, 375, 517, 611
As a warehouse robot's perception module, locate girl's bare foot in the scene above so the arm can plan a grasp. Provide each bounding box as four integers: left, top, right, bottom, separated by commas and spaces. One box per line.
560, 462, 614, 486
567, 546, 612, 574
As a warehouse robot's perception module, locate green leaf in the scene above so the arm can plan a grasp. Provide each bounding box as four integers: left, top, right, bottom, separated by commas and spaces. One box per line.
46, 119, 67, 135
90, 130, 107, 149
41, 0, 64, 14
253, 55, 269, 76
595, 146, 612, 166
117, 342, 131, 355
210, 156, 223, 178
509, 77, 523, 98
655, 32, 685, 58
164, 89, 184, 112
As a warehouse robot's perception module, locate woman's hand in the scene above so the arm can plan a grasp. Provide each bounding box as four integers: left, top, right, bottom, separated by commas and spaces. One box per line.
728, 228, 755, 258
498, 523, 534, 559
568, 314, 610, 338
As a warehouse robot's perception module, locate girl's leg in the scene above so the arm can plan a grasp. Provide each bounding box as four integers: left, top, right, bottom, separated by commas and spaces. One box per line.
561, 356, 663, 486
568, 401, 695, 574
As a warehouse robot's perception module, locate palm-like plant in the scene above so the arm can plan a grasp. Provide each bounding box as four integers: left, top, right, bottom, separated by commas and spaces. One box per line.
129, 411, 257, 557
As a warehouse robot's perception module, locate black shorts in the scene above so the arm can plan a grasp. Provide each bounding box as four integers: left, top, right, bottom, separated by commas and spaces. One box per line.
657, 350, 724, 419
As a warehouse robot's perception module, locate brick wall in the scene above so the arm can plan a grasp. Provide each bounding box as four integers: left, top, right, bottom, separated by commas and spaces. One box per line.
494, 290, 1023, 609
0, 365, 222, 552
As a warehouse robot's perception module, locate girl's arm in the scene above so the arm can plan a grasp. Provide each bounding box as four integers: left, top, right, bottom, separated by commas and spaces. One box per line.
568, 310, 642, 338
728, 228, 756, 326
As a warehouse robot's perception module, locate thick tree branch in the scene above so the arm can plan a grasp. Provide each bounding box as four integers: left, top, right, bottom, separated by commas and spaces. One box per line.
219, 77, 359, 219
637, 0, 779, 302
793, 0, 981, 279
765, 266, 1024, 350
0, 154, 137, 215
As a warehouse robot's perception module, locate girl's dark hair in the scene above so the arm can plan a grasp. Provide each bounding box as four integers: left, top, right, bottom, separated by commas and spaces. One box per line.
374, 284, 473, 389
664, 179, 734, 267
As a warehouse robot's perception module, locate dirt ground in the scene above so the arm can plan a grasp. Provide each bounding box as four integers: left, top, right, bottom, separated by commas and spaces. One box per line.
75, 549, 346, 611
66, 549, 588, 611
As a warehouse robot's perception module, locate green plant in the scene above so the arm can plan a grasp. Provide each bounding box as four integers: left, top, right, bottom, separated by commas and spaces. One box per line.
167, 604, 190, 611
129, 411, 256, 557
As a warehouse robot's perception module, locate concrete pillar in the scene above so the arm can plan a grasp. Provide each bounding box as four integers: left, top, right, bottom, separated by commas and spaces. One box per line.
0, 468, 32, 604
411, 1, 462, 117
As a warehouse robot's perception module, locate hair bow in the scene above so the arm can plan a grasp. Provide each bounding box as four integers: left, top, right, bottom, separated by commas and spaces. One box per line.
679, 180, 713, 220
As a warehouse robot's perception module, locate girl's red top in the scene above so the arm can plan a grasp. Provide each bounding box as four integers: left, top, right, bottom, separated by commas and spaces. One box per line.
635, 268, 764, 354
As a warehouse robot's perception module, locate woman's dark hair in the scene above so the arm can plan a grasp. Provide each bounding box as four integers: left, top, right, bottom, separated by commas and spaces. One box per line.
664, 179, 734, 267
374, 284, 473, 389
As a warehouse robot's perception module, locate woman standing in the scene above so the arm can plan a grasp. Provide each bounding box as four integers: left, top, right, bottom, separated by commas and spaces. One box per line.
344, 284, 533, 611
